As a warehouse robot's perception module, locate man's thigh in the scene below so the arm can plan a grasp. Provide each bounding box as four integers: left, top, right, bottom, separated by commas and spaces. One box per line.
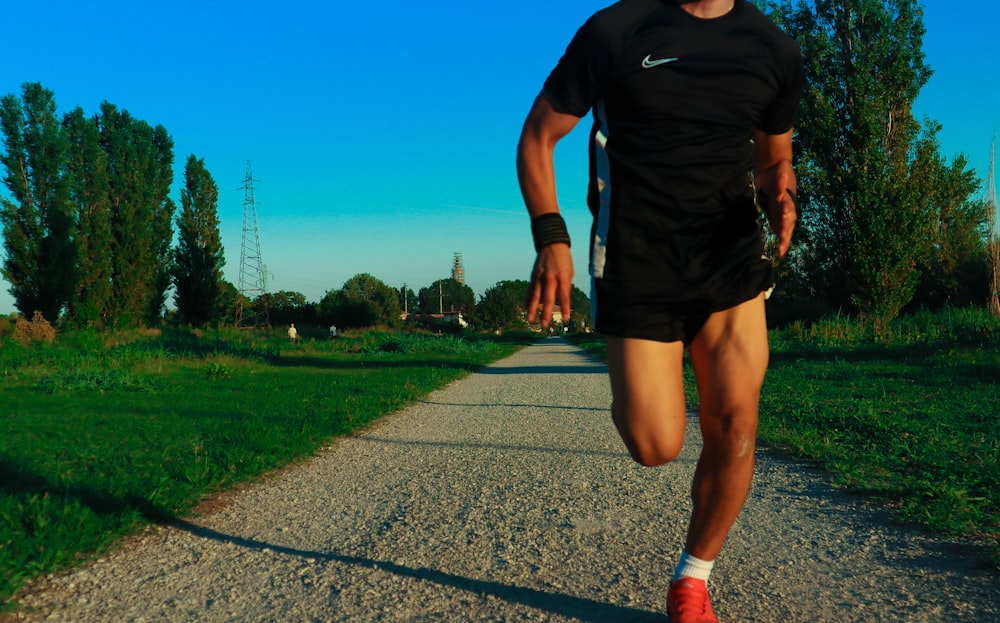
605, 335, 688, 465
688, 293, 769, 417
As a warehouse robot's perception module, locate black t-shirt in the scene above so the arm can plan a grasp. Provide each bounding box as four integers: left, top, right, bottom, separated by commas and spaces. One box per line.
542, 0, 803, 290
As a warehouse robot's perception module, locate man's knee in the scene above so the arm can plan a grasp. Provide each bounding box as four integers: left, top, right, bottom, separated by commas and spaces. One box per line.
628, 441, 683, 467
699, 406, 759, 459
612, 404, 684, 467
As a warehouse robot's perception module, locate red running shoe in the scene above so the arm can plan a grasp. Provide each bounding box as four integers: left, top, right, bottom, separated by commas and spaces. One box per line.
667, 578, 719, 623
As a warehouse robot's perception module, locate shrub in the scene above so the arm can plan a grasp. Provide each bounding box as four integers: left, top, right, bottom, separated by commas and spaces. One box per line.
13, 311, 57, 345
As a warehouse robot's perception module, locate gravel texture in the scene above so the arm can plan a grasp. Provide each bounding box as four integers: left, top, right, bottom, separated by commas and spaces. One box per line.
5, 337, 998, 622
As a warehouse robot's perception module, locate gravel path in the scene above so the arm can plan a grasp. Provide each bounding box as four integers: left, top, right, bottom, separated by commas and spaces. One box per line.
6, 338, 998, 622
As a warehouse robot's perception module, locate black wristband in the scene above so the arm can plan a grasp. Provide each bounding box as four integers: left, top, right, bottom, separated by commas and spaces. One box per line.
531, 213, 571, 252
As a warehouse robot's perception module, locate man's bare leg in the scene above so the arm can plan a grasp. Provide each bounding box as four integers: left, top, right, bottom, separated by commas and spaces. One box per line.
685, 293, 769, 560
605, 336, 688, 467
605, 294, 768, 555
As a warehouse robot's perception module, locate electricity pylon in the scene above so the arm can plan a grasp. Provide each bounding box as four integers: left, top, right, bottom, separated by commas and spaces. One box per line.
235, 161, 269, 328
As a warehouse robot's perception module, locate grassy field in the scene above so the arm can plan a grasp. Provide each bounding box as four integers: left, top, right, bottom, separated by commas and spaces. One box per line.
569, 307, 1000, 566
0, 327, 530, 608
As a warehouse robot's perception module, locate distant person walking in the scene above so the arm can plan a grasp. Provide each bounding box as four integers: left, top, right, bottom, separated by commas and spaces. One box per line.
288, 323, 298, 344
517, 1, 803, 621
329, 324, 338, 340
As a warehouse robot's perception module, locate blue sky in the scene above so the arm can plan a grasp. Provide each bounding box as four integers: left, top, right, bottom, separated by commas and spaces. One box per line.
1, 0, 998, 315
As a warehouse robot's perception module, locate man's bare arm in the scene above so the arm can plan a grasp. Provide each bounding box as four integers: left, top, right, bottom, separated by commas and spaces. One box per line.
753, 128, 796, 258
516, 93, 582, 326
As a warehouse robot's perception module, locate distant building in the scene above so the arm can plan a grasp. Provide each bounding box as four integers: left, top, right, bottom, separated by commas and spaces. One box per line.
452, 252, 465, 285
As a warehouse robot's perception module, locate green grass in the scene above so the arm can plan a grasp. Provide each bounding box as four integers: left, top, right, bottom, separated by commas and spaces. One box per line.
0, 327, 530, 608
568, 307, 1000, 565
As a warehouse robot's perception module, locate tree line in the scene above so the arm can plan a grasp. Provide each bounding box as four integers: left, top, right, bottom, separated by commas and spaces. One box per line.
3, 0, 997, 332
0, 83, 582, 334
259, 276, 591, 335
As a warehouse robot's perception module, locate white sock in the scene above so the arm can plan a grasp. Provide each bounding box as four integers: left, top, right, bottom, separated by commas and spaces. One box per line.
673, 550, 715, 582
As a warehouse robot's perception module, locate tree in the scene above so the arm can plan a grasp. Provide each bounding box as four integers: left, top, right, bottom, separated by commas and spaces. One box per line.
97, 102, 175, 327
321, 273, 402, 329
417, 277, 476, 314
476, 280, 529, 333
768, 0, 980, 324
63, 106, 113, 327
146, 125, 176, 325
172, 155, 226, 326
215, 281, 240, 325
262, 290, 311, 326
568, 284, 592, 331
0, 82, 76, 322
318, 289, 371, 329
908, 142, 988, 309
989, 141, 1000, 316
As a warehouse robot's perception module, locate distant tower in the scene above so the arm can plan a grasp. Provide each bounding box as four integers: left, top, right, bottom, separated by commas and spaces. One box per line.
235, 161, 269, 328
451, 252, 465, 285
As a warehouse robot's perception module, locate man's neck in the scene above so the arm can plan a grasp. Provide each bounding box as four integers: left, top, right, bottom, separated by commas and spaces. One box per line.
679, 0, 736, 19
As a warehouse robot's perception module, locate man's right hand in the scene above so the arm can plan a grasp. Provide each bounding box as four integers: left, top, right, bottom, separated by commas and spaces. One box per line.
525, 242, 574, 328
764, 177, 796, 258
517, 94, 583, 329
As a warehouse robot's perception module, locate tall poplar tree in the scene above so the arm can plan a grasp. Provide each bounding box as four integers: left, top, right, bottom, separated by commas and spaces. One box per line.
97, 102, 175, 327
0, 82, 76, 322
172, 155, 225, 326
147, 124, 175, 325
63, 106, 113, 327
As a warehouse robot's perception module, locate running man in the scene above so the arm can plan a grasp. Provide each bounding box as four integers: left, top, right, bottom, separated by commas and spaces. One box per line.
517, 1, 803, 621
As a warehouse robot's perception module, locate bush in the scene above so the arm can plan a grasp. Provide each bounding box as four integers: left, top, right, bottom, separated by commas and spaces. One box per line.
0, 315, 13, 338
13, 311, 57, 345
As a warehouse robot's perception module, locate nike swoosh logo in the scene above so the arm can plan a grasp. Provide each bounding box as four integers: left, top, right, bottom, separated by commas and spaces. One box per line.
642, 54, 679, 68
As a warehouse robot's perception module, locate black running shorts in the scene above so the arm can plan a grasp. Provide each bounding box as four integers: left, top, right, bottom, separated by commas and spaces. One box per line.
592, 206, 774, 345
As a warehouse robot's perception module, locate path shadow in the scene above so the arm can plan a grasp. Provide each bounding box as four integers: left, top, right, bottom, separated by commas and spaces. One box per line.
271, 359, 608, 376
476, 364, 607, 375
271, 356, 484, 372
169, 519, 667, 622
0, 456, 174, 525
351, 435, 632, 460
417, 399, 607, 412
